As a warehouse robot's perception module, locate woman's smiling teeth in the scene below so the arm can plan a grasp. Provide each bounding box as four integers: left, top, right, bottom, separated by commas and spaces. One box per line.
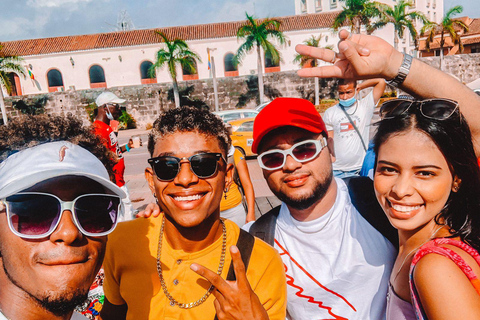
390, 203, 423, 213
173, 194, 204, 202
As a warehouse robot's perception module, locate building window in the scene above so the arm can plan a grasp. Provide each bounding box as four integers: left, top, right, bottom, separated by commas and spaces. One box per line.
471, 44, 480, 53
140, 61, 156, 84
433, 11, 436, 22
182, 58, 199, 81
315, 0, 322, 11
265, 51, 280, 73
224, 53, 238, 77
47, 69, 64, 92
300, 0, 307, 13
330, 0, 337, 9
89, 65, 106, 88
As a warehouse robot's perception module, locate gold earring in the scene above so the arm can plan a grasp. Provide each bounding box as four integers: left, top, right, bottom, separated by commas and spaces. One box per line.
224, 188, 228, 200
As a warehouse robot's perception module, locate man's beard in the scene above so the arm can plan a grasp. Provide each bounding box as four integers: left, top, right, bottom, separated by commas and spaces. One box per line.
2, 258, 89, 317
274, 170, 333, 210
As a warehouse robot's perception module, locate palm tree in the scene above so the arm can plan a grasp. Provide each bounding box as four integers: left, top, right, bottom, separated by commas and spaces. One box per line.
235, 12, 286, 104
332, 0, 383, 34
369, 0, 427, 50
0, 45, 26, 125
149, 31, 201, 108
294, 35, 324, 105
422, 6, 468, 70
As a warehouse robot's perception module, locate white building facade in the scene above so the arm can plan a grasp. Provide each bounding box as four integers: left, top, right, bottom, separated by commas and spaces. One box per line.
2, 0, 442, 96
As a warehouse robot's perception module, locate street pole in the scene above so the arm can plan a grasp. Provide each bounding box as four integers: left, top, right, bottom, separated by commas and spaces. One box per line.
207, 48, 219, 112
0, 88, 8, 125
211, 56, 219, 112
314, 77, 319, 106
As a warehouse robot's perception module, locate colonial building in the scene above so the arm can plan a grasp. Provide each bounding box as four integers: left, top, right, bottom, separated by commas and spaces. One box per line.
294, 0, 444, 54
418, 16, 480, 57
1, 12, 343, 96
1, 0, 442, 97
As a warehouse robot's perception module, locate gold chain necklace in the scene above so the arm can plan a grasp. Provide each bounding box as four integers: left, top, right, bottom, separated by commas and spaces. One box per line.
156, 217, 227, 309
392, 226, 444, 283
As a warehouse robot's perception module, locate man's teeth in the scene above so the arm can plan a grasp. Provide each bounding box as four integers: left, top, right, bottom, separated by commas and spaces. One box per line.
173, 194, 202, 201
391, 204, 422, 212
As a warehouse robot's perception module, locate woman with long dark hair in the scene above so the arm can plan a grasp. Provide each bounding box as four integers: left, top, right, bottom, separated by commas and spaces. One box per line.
373, 99, 480, 319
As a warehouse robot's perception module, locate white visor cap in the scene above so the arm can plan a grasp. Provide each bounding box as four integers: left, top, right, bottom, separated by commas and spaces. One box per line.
95, 92, 126, 107
0, 141, 126, 199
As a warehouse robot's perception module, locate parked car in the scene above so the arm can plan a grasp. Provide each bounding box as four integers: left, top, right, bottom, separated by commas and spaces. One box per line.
213, 109, 259, 123
228, 117, 255, 156
255, 101, 271, 112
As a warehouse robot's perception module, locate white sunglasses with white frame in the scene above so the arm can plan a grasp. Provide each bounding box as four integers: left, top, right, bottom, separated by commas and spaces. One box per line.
257, 138, 328, 171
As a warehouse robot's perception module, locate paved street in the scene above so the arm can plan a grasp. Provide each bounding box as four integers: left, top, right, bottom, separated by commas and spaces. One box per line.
118, 129, 274, 215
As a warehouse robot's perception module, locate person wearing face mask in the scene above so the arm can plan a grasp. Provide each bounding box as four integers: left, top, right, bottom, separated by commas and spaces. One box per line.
323, 78, 386, 178
93, 91, 136, 221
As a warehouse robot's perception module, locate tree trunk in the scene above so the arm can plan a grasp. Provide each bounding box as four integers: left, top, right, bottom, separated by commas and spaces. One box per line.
354, 17, 361, 34
257, 46, 264, 104
439, 32, 445, 71
0, 87, 8, 125
173, 78, 180, 108
394, 33, 399, 51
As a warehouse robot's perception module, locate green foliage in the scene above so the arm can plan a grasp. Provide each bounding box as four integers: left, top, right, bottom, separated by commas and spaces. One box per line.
332, 0, 384, 34
12, 96, 48, 115
149, 31, 201, 84
0, 44, 26, 95
369, 0, 427, 49
85, 102, 97, 122
118, 110, 136, 129
422, 5, 468, 53
293, 35, 322, 67
234, 13, 286, 67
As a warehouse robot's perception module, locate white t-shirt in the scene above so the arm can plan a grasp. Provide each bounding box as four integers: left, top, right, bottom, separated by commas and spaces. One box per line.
323, 92, 376, 171
256, 178, 396, 320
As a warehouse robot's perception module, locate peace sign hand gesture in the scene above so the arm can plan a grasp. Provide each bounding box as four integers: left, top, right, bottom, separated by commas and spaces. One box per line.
191, 245, 269, 320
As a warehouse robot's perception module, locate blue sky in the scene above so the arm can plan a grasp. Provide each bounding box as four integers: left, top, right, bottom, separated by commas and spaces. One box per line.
0, 0, 478, 42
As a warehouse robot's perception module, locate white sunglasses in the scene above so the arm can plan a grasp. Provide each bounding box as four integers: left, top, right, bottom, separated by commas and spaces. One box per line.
257, 138, 327, 171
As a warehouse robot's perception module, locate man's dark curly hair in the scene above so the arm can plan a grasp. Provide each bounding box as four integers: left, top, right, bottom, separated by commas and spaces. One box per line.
148, 106, 231, 157
0, 114, 116, 176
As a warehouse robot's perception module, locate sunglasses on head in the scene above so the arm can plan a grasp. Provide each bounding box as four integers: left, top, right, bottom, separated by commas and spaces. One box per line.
148, 152, 226, 181
2, 193, 121, 239
379, 98, 459, 120
258, 138, 328, 171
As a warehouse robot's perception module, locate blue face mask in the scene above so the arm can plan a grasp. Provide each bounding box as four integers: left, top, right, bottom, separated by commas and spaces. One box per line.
339, 96, 356, 108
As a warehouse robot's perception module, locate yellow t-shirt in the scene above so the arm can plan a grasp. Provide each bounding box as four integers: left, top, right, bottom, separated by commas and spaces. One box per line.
103, 216, 286, 320
220, 148, 244, 211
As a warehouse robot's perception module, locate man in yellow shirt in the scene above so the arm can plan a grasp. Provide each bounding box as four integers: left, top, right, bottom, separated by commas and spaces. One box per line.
100, 107, 286, 320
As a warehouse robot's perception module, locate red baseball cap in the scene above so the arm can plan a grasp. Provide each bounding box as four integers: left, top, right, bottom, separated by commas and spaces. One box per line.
252, 97, 327, 153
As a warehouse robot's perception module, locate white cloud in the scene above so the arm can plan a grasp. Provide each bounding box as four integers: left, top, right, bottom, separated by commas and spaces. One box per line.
26, 0, 94, 8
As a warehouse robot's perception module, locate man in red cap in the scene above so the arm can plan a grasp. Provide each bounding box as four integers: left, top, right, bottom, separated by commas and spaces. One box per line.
247, 97, 396, 320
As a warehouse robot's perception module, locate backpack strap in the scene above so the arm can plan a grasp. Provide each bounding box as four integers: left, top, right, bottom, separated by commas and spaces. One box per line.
213, 229, 255, 320
248, 206, 281, 246
343, 176, 399, 248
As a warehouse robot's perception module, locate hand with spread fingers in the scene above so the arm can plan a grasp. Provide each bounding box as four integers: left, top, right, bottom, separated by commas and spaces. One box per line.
191, 245, 269, 320
296, 29, 403, 81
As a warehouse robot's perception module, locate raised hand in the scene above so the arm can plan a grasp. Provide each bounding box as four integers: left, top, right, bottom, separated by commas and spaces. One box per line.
191, 245, 269, 320
296, 29, 403, 81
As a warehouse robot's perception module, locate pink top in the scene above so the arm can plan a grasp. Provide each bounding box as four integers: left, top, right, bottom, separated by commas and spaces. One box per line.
386, 283, 416, 320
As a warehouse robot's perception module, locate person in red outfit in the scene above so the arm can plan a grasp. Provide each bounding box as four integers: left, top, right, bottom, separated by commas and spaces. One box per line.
93, 92, 136, 221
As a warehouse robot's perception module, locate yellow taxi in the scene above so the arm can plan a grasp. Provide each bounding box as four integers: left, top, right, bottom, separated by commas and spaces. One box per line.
228, 117, 255, 156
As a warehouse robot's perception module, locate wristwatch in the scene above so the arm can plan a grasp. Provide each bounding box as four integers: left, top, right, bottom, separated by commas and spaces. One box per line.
386, 53, 413, 88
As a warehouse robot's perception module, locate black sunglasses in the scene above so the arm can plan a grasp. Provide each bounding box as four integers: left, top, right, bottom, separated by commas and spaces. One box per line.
379, 98, 459, 120
148, 153, 226, 181
2, 193, 120, 239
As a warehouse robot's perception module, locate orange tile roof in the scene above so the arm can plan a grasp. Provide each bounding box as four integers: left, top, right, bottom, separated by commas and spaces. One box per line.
418, 16, 480, 51
0, 11, 340, 57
